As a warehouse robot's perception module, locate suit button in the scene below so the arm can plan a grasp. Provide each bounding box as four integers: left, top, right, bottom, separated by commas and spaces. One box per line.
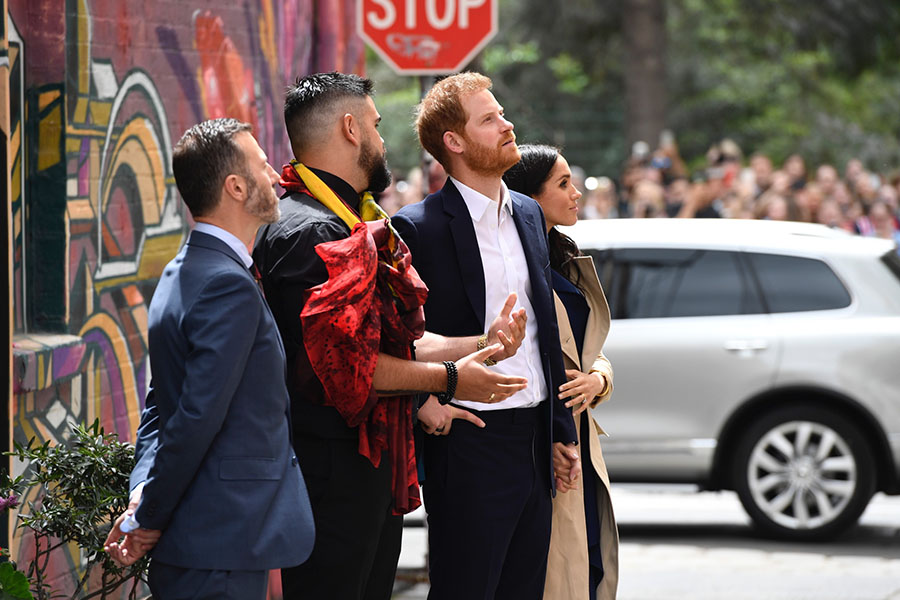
291, 456, 298, 467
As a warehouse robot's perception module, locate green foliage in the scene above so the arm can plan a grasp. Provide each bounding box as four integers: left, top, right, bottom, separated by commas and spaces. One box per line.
365, 48, 423, 177
547, 53, 590, 95
667, 0, 900, 170
0, 562, 33, 600
3, 420, 147, 600
365, 0, 900, 177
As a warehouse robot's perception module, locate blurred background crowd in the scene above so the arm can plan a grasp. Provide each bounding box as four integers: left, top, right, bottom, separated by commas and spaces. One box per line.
376, 135, 900, 247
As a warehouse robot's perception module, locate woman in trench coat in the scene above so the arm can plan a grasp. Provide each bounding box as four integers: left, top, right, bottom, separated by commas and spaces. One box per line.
504, 145, 619, 600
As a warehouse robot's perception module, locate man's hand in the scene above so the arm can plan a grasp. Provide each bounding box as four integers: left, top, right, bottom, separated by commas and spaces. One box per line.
552, 442, 581, 493
455, 344, 527, 403
104, 487, 161, 566
417, 395, 486, 435
559, 369, 609, 416
485, 293, 527, 362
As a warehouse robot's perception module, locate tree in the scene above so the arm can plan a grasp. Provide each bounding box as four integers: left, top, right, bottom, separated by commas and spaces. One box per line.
623, 0, 667, 149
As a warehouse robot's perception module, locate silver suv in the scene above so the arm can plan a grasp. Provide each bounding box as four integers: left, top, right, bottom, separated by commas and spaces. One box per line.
562, 218, 900, 540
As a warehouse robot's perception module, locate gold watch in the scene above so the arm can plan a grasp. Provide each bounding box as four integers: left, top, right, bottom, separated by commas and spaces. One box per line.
477, 334, 498, 366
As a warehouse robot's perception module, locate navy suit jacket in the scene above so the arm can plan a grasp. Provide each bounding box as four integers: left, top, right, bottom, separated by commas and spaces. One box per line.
393, 180, 577, 489
130, 230, 314, 571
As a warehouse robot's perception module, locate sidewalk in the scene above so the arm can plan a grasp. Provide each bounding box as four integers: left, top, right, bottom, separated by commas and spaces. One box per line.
391, 486, 900, 600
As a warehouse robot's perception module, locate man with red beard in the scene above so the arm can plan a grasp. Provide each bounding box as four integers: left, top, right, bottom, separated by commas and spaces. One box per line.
253, 72, 530, 600
393, 73, 580, 599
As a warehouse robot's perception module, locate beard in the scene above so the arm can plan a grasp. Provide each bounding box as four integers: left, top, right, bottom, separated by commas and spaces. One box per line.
244, 173, 281, 224
359, 137, 392, 193
462, 133, 520, 176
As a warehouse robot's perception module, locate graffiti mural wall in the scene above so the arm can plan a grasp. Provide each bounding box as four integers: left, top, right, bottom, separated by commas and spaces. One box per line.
8, 0, 363, 594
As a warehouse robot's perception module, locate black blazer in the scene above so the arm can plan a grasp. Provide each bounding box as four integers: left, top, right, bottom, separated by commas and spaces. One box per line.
393, 179, 577, 489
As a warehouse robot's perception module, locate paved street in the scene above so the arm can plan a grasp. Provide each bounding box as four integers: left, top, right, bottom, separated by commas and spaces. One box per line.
392, 485, 900, 599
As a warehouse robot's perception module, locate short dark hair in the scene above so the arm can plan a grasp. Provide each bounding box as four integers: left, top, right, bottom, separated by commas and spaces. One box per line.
284, 72, 374, 157
503, 144, 561, 198
172, 118, 252, 218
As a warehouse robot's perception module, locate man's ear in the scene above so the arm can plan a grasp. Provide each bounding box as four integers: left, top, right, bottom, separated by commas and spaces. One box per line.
341, 113, 361, 147
223, 173, 246, 203
443, 131, 465, 156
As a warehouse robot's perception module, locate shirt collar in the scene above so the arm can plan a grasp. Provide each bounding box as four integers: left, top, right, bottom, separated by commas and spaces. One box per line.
193, 222, 253, 268
309, 167, 361, 213
449, 176, 514, 225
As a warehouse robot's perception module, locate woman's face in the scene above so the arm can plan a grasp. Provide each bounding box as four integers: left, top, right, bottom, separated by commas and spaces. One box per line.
534, 155, 582, 230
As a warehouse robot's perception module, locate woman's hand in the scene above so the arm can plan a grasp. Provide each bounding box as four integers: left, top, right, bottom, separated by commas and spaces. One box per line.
558, 369, 608, 416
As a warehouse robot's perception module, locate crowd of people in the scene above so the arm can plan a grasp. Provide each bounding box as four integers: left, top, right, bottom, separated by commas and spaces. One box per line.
380, 135, 900, 247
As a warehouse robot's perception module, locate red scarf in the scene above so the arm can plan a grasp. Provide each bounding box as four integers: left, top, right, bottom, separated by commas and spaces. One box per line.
282, 164, 427, 515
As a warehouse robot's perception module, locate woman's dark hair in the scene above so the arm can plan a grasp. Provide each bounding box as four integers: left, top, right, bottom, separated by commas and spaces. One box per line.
503, 144, 583, 286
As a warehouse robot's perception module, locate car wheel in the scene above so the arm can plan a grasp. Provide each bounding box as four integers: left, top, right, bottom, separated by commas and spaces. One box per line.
733, 404, 875, 541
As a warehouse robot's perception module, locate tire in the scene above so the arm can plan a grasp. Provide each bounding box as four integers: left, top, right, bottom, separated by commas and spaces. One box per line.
733, 404, 876, 541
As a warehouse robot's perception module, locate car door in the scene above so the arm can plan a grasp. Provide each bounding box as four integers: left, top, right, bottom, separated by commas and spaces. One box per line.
584, 247, 782, 481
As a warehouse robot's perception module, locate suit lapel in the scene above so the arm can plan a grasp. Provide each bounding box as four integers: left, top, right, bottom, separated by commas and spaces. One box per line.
511, 193, 549, 318
442, 180, 486, 327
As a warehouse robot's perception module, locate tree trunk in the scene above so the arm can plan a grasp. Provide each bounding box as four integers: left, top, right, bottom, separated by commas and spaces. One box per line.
623, 0, 667, 150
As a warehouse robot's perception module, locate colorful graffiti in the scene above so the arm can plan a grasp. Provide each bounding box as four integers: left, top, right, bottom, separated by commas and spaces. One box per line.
8, 0, 364, 596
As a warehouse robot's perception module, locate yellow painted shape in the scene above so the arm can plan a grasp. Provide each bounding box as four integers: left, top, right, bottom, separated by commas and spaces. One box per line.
73, 96, 90, 124
137, 232, 183, 279
36, 353, 46, 390
78, 313, 140, 436
66, 136, 81, 154
67, 125, 109, 139
38, 90, 61, 111
37, 105, 62, 171
8, 45, 19, 73
10, 123, 21, 201
89, 100, 112, 128
103, 117, 166, 226
75, 0, 91, 93
68, 198, 95, 221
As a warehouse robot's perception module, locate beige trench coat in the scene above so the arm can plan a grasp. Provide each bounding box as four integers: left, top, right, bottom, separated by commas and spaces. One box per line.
544, 255, 619, 600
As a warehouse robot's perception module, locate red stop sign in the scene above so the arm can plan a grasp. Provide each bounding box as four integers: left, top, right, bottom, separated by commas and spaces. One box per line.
357, 0, 497, 75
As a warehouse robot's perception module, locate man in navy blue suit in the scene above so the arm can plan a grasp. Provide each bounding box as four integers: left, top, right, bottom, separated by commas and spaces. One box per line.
104, 118, 315, 599
392, 73, 582, 600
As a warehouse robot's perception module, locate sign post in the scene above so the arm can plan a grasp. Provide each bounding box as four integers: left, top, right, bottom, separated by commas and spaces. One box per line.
357, 0, 498, 75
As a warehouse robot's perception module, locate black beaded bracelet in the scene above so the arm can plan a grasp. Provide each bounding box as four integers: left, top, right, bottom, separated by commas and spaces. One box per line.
436, 360, 458, 405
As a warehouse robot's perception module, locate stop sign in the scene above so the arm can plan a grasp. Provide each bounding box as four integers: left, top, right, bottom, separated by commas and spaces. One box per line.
357, 0, 497, 75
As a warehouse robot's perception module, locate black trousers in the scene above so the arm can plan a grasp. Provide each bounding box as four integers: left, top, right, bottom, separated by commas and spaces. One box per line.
281, 436, 402, 600
423, 406, 552, 600
148, 561, 268, 600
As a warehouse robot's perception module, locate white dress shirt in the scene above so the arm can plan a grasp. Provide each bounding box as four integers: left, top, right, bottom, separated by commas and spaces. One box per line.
194, 222, 253, 269
449, 177, 547, 411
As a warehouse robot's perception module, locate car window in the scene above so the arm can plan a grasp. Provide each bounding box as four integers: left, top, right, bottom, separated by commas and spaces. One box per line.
746, 253, 851, 313
880, 250, 900, 287
586, 248, 763, 319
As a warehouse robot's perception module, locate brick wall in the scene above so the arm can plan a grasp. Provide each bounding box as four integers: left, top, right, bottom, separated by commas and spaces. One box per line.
6, 0, 363, 595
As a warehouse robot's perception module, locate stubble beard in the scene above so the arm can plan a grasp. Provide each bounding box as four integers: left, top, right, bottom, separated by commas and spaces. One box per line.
244, 173, 281, 224
360, 137, 392, 193
462, 135, 521, 177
